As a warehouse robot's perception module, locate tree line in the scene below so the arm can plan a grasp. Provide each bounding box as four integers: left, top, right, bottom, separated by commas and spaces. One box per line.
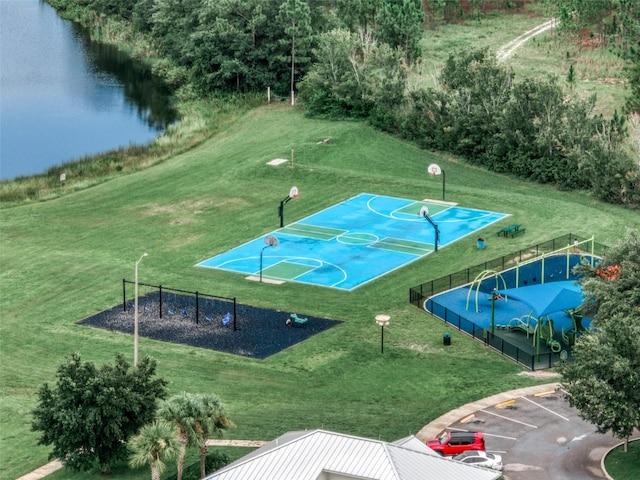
46, 0, 639, 207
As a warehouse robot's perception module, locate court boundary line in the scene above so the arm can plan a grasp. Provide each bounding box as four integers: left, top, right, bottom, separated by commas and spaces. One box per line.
197, 193, 507, 290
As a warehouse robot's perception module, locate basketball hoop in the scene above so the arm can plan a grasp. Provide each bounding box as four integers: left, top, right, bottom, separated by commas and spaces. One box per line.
427, 163, 446, 201
279, 187, 299, 228
428, 163, 442, 176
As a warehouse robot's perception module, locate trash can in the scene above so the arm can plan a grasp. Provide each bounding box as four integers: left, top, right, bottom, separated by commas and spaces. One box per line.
443, 333, 451, 346
477, 238, 485, 250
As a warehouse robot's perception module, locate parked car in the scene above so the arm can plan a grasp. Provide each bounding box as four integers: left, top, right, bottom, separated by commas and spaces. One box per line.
452, 450, 503, 471
425, 431, 485, 456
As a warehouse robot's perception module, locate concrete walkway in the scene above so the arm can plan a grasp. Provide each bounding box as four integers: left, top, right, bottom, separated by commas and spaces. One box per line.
15, 440, 267, 479
15, 460, 62, 480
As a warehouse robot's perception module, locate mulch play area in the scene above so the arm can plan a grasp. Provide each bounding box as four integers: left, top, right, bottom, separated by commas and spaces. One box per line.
78, 295, 342, 359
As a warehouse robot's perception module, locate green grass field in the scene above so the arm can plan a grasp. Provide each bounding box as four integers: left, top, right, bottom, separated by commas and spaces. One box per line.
605, 440, 640, 480
2, 4, 639, 478
2, 103, 639, 479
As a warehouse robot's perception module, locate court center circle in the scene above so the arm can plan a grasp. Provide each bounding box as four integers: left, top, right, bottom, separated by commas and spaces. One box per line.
337, 232, 378, 245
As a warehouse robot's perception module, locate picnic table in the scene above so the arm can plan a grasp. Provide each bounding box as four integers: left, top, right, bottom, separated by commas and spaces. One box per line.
497, 224, 526, 238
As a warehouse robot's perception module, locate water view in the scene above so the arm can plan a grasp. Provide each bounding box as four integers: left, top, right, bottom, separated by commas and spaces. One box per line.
0, 0, 177, 181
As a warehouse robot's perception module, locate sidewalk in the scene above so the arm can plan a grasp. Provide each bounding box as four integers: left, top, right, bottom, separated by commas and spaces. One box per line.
14, 440, 267, 480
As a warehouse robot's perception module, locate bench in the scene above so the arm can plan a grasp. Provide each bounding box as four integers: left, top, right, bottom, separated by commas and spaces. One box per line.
288, 313, 308, 327
497, 224, 521, 237
510, 227, 526, 238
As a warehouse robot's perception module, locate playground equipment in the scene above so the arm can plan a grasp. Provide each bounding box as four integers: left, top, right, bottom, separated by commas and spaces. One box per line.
503, 312, 561, 353
466, 270, 508, 313
466, 270, 509, 335
561, 307, 589, 346
533, 316, 562, 354
287, 313, 308, 327
505, 313, 537, 337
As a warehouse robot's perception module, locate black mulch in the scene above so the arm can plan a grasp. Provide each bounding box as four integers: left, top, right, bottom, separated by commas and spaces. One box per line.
78, 293, 342, 359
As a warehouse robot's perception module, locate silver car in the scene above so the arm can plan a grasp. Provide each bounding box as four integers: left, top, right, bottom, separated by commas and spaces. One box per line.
452, 450, 503, 471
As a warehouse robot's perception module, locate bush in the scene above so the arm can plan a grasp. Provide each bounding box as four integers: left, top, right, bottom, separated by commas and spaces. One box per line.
165, 451, 230, 480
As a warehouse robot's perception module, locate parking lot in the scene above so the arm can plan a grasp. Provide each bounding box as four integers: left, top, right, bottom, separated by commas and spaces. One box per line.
418, 381, 631, 479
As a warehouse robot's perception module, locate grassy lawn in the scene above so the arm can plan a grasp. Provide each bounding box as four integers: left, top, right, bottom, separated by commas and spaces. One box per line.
1, 103, 638, 479
418, 6, 626, 117
605, 440, 640, 480
2, 4, 639, 479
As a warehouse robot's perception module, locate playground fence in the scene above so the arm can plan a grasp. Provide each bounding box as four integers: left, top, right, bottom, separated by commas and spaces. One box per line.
409, 233, 607, 370
122, 279, 237, 330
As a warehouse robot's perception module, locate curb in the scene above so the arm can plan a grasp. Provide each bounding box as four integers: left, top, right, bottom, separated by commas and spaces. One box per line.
416, 382, 561, 441
600, 436, 640, 480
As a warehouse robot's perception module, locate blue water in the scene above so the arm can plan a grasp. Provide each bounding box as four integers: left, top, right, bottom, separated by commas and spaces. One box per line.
0, 0, 176, 180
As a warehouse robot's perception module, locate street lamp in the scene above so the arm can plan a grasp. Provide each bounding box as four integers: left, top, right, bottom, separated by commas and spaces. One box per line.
375, 314, 390, 354
134, 252, 147, 367
278, 186, 299, 228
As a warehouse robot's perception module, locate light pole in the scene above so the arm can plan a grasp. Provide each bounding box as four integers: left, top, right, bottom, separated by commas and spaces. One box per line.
375, 314, 390, 354
134, 252, 147, 367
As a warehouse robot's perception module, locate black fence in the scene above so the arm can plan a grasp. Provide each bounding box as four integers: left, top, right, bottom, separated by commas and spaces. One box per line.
409, 233, 608, 370
123, 279, 237, 330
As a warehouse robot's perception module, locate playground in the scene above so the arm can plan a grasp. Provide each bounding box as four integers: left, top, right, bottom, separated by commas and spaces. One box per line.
425, 248, 597, 359
78, 293, 342, 359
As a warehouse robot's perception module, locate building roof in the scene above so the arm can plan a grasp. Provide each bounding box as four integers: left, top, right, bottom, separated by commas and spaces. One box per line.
205, 429, 501, 480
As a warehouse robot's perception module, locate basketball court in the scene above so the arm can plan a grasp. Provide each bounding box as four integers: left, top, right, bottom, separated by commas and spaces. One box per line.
197, 193, 508, 290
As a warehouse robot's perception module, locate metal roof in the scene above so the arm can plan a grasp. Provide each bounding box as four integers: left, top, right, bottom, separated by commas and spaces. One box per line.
205, 429, 501, 480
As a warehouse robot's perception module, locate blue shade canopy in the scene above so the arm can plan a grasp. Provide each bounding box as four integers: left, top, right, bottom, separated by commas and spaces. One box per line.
498, 281, 584, 317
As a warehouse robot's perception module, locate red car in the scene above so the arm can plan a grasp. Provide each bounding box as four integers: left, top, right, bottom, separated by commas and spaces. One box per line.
426, 431, 486, 456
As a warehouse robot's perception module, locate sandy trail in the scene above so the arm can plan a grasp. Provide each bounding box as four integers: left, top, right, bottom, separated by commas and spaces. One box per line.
497, 18, 557, 62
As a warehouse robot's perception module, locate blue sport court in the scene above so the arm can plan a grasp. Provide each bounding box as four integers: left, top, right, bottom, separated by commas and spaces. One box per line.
197, 193, 508, 291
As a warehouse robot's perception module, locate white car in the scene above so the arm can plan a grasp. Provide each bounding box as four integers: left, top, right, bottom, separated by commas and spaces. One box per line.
452, 450, 503, 471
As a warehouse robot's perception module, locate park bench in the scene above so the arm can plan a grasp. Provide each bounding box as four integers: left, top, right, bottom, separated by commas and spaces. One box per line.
510, 227, 526, 237
497, 224, 525, 238
497, 224, 520, 237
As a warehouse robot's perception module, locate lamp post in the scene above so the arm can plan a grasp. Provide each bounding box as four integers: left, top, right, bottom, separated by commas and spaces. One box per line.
134, 252, 147, 367
375, 314, 390, 354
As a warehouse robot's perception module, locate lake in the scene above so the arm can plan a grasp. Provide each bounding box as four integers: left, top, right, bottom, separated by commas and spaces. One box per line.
0, 0, 177, 181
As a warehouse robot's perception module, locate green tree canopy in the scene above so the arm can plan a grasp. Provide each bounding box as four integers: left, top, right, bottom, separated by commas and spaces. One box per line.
158, 392, 234, 480
31, 353, 168, 474
560, 230, 640, 448
375, 0, 424, 62
128, 420, 181, 480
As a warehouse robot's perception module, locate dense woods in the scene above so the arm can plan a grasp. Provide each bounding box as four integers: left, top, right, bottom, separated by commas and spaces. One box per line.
46, 0, 639, 207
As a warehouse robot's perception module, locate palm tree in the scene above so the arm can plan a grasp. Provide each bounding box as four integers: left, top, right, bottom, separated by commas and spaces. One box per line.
157, 392, 199, 480
192, 394, 235, 479
128, 420, 181, 480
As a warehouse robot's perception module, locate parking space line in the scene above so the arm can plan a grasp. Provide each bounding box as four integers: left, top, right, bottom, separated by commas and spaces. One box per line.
482, 432, 518, 441
521, 396, 570, 421
481, 409, 538, 429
